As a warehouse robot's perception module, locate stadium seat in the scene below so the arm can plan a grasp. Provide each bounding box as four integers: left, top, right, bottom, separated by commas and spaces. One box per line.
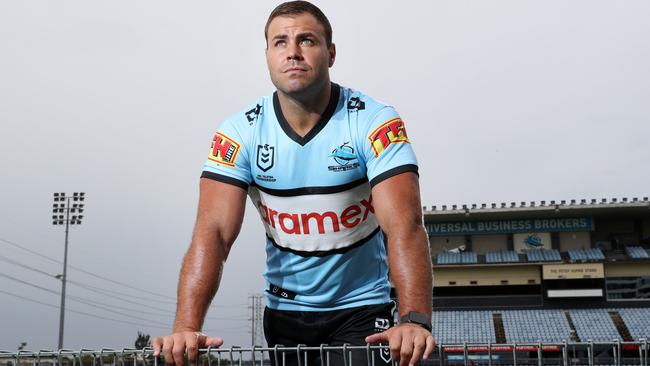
625, 246, 650, 259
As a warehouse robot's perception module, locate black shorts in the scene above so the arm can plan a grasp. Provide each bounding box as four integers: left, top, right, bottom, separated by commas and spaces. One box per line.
264, 303, 395, 366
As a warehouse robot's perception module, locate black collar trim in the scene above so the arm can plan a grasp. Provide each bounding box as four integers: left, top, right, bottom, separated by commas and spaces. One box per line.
273, 83, 341, 146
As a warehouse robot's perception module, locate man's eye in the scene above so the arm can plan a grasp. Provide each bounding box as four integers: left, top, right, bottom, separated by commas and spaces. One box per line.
300, 39, 314, 46
275, 40, 286, 47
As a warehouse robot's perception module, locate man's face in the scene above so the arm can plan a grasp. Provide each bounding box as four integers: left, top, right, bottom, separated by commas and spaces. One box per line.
265, 13, 335, 97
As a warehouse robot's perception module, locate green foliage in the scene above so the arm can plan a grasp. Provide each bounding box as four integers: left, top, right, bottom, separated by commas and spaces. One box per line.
135, 331, 151, 349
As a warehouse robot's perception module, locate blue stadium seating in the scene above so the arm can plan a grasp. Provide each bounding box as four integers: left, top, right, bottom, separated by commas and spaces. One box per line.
501, 310, 573, 343
432, 310, 496, 344
569, 309, 620, 341
618, 308, 650, 340
485, 250, 520, 263
626, 246, 650, 259
430, 309, 649, 344
568, 248, 605, 261
436, 251, 478, 265
525, 249, 562, 262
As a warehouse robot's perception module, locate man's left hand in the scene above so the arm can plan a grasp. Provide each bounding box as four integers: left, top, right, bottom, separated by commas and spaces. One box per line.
365, 323, 436, 366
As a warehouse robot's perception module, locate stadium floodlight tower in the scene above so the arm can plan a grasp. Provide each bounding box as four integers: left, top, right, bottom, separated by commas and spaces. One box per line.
52, 192, 85, 350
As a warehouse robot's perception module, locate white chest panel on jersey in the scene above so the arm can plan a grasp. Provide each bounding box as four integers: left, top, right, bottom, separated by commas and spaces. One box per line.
250, 182, 379, 255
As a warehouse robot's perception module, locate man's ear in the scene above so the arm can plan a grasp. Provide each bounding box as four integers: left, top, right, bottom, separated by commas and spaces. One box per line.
329, 43, 336, 67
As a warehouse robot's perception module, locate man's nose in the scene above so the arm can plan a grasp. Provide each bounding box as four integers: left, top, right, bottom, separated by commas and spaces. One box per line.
286, 42, 303, 61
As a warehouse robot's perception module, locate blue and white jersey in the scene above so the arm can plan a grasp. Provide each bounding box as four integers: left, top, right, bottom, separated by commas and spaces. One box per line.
201, 83, 418, 311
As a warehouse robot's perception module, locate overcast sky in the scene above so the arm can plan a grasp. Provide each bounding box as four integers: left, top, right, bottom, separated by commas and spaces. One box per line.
1, 0, 649, 351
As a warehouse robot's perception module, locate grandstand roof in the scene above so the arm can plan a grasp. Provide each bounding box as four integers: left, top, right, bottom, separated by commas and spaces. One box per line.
423, 197, 650, 220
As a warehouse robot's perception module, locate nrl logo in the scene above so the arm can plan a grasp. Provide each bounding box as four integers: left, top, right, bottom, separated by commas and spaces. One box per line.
256, 144, 275, 172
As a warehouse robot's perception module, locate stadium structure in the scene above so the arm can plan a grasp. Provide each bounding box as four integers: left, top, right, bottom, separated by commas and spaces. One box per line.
420, 196, 650, 364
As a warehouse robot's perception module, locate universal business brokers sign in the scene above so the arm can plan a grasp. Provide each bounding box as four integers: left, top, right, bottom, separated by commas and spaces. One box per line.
427, 217, 593, 236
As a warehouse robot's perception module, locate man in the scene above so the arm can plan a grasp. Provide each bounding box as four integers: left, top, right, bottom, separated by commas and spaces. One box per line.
153, 2, 434, 366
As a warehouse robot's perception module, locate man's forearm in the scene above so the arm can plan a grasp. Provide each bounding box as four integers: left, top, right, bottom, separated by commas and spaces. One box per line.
387, 226, 433, 316
173, 235, 228, 332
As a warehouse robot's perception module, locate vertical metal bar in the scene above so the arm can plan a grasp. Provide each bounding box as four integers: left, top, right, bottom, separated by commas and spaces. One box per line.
319, 345, 326, 366
58, 197, 71, 350
206, 347, 212, 366
342, 345, 348, 366
644, 338, 648, 366
437, 344, 443, 366
487, 340, 492, 366
365, 345, 371, 366
615, 339, 621, 366
587, 341, 593, 366
462, 342, 467, 366
273, 345, 279, 366
296, 345, 302, 366
537, 342, 542, 366
562, 341, 568, 366
512, 342, 517, 366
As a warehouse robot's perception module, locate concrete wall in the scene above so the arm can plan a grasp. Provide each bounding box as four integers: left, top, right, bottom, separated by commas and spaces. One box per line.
470, 234, 508, 254
559, 231, 591, 251
430, 235, 466, 254
433, 265, 541, 287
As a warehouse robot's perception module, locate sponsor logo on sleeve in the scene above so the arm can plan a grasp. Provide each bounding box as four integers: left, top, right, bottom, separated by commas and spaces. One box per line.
367, 118, 410, 157
208, 132, 241, 167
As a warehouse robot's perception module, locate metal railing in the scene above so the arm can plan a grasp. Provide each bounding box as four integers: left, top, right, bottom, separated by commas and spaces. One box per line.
0, 340, 648, 366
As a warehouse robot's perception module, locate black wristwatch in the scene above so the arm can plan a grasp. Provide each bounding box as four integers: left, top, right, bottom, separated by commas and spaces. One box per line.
400, 311, 432, 332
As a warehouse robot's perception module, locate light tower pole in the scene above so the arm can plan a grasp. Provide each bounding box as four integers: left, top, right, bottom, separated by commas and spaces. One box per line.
52, 192, 86, 350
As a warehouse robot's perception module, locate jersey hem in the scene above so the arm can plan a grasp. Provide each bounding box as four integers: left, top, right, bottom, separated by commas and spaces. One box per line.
369, 164, 419, 188
200, 171, 249, 190
265, 296, 391, 312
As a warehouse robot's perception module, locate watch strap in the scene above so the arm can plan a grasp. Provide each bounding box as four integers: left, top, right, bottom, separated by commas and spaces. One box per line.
400, 311, 432, 332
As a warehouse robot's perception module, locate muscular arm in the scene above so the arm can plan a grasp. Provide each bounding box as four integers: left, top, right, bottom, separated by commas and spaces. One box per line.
372, 172, 432, 317
366, 172, 434, 366
174, 178, 247, 332
154, 178, 247, 366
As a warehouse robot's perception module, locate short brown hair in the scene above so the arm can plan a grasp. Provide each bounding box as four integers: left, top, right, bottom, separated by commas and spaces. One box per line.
265, 1, 333, 47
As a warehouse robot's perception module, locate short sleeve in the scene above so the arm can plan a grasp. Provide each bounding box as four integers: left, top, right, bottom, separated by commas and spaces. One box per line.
201, 118, 252, 190
361, 107, 418, 187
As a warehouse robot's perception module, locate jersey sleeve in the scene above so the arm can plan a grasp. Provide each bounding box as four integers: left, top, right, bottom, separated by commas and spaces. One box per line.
361, 106, 419, 187
200, 117, 252, 190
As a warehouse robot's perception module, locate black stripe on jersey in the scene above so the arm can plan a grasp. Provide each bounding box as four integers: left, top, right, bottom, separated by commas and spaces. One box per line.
369, 164, 419, 188
252, 177, 368, 197
273, 83, 341, 146
266, 226, 381, 257
201, 171, 250, 190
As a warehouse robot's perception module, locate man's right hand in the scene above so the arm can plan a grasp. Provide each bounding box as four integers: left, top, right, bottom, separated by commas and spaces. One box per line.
152, 331, 224, 366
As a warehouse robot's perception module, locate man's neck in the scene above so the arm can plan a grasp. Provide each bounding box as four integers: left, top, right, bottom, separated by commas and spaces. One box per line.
276, 81, 332, 138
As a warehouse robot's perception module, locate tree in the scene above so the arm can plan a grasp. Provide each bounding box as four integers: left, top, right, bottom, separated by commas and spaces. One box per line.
135, 332, 151, 349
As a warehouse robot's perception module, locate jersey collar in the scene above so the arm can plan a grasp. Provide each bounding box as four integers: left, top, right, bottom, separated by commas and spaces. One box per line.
273, 83, 341, 146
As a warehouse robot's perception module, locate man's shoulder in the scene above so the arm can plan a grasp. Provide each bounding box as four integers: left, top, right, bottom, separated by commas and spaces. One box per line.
338, 85, 400, 126
338, 85, 396, 117
222, 95, 272, 129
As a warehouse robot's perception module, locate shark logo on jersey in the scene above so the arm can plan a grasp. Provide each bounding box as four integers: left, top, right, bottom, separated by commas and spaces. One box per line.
328, 142, 360, 172
256, 144, 275, 172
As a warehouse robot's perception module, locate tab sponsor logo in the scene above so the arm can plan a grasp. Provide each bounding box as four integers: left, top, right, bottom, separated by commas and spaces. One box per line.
208, 132, 241, 167
256, 196, 375, 235
368, 118, 410, 157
